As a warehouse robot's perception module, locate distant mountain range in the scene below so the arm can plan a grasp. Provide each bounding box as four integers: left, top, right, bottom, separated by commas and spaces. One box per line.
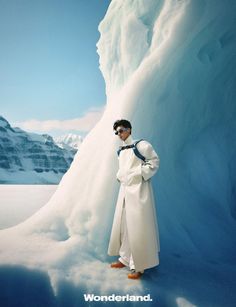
0, 115, 83, 184
54, 133, 83, 152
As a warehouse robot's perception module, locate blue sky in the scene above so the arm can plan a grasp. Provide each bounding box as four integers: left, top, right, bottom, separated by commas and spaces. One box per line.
0, 0, 111, 137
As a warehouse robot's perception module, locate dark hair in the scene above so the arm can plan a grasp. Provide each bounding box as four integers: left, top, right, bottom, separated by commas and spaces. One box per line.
113, 119, 132, 132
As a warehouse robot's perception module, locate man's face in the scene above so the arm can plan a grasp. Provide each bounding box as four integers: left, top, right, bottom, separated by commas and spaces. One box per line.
115, 125, 131, 141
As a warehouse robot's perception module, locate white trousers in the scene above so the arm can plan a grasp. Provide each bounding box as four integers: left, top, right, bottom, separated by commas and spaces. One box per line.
118, 199, 144, 273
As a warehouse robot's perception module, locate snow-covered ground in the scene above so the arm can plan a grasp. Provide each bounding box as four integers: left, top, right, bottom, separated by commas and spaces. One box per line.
0, 0, 236, 306
0, 183, 235, 307
0, 185, 57, 229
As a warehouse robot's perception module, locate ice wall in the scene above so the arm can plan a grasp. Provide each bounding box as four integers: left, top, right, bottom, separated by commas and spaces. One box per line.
0, 0, 236, 300
96, 0, 236, 262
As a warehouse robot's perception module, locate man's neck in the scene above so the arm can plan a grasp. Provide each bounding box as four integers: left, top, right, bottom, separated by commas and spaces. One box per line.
123, 134, 133, 145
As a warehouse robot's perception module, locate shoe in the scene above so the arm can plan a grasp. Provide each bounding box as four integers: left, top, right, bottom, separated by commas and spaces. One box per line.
127, 269, 144, 279
110, 260, 126, 268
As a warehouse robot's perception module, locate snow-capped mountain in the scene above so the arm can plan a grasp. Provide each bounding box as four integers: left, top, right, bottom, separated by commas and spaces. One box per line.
0, 115, 76, 184
54, 133, 83, 152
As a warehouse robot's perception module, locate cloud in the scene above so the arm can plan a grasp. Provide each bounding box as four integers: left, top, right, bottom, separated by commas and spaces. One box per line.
12, 105, 106, 133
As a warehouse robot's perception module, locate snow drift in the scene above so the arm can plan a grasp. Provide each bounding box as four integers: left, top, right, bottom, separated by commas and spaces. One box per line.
0, 0, 236, 306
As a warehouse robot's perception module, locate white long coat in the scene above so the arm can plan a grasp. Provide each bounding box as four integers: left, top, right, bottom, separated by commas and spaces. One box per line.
108, 134, 160, 272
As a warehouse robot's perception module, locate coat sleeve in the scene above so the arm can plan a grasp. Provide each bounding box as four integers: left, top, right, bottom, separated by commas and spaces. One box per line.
137, 141, 160, 181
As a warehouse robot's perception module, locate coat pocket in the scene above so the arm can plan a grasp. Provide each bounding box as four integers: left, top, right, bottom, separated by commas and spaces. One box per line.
126, 166, 143, 185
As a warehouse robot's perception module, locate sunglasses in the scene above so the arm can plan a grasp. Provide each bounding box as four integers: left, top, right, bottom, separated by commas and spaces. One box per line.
114, 128, 129, 135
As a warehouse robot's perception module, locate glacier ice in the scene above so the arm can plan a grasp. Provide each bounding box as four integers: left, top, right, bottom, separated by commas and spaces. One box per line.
0, 0, 236, 305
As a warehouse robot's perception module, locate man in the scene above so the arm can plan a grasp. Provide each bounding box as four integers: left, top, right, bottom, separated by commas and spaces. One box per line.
108, 119, 160, 279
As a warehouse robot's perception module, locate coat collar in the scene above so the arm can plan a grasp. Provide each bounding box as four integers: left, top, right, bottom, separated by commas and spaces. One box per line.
122, 134, 133, 145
